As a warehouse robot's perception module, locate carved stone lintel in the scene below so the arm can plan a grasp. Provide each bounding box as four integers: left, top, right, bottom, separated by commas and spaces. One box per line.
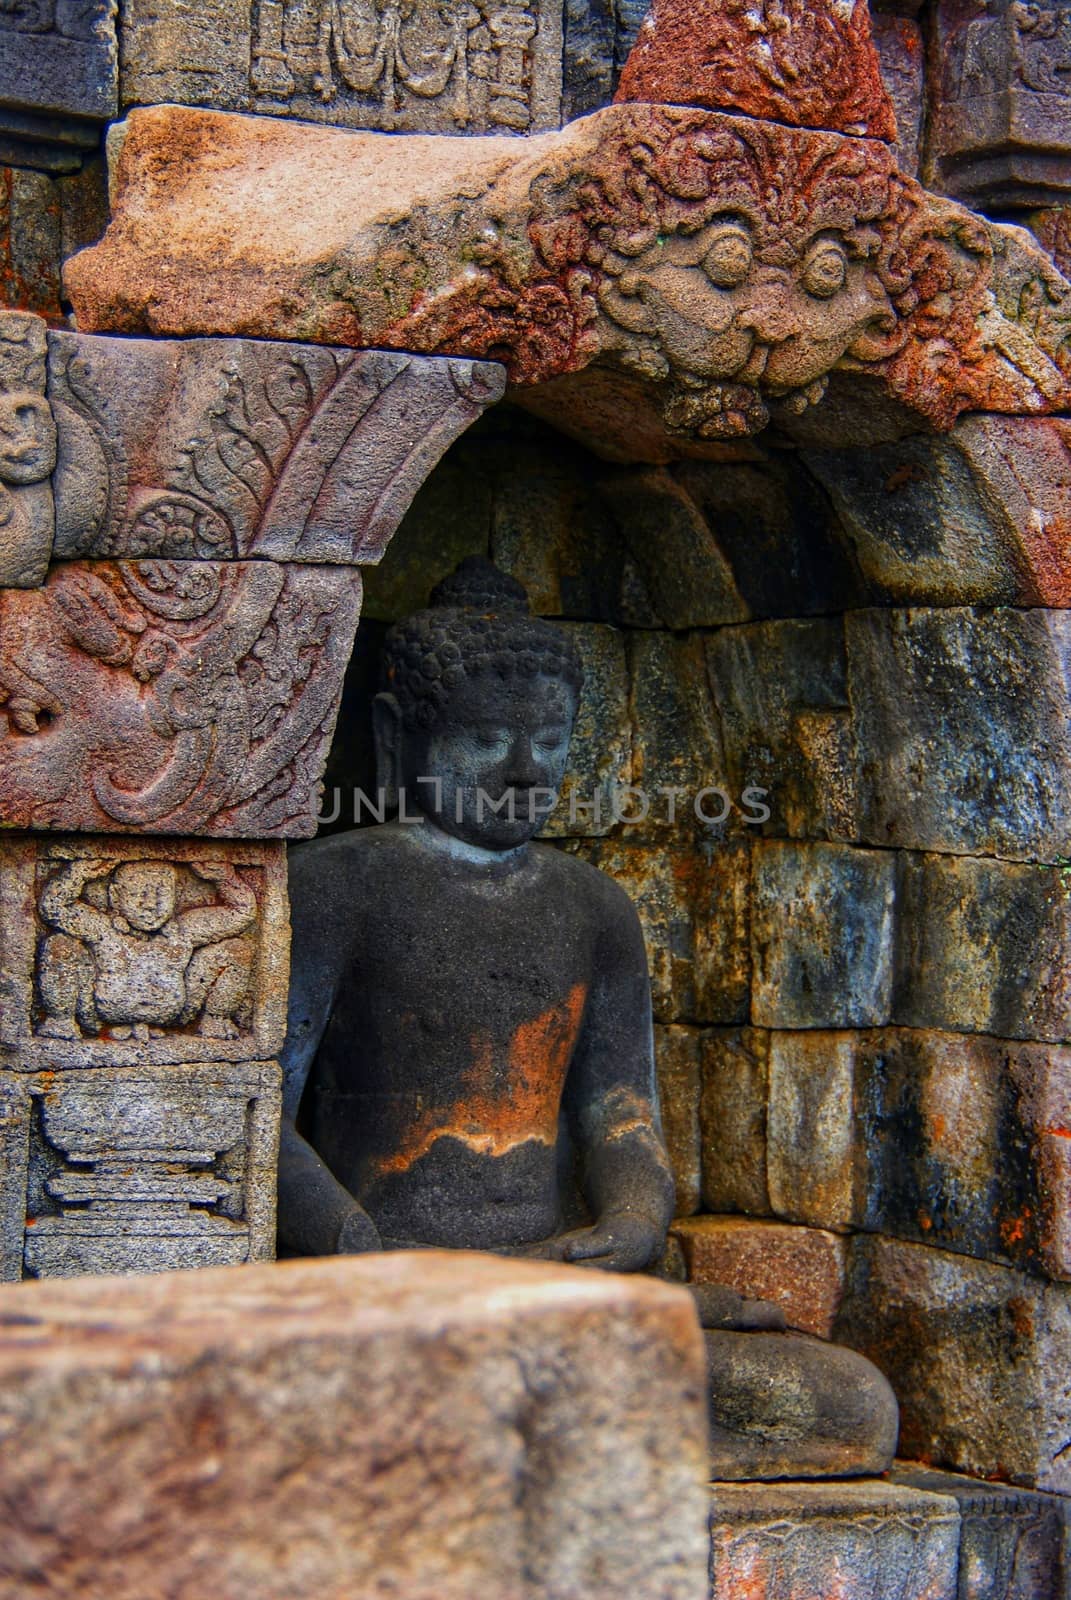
0, 560, 363, 837
0, 834, 289, 1066
0, 1060, 280, 1280
0, 311, 55, 588
65, 105, 1071, 452
48, 332, 505, 566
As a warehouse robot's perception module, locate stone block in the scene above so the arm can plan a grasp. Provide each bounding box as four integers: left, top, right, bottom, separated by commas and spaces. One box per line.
47, 330, 504, 566
847, 608, 1071, 860
65, 105, 1071, 443
710, 1481, 961, 1600
655, 1025, 701, 1216
0, 835, 288, 1068
837, 1236, 1071, 1493
0, 309, 54, 588
927, 0, 1071, 207
488, 415, 631, 623
856, 1031, 1071, 1282
0, 560, 363, 838
0, 1253, 711, 1599
874, 13, 924, 176
767, 1031, 860, 1232
627, 631, 730, 838
951, 415, 1071, 609
615, 0, 897, 140
752, 842, 896, 1029
120, 0, 564, 135
598, 468, 747, 628
0, 2, 116, 172
673, 457, 866, 620
542, 623, 631, 840
699, 1026, 770, 1216
803, 437, 1030, 606
895, 855, 1071, 1045
893, 1464, 1069, 1600
707, 619, 858, 842
672, 1215, 847, 1338
0, 167, 62, 319
0, 1059, 280, 1281
571, 839, 750, 1026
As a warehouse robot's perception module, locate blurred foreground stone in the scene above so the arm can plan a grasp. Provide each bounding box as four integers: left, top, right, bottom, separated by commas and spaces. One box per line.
0, 1252, 710, 1600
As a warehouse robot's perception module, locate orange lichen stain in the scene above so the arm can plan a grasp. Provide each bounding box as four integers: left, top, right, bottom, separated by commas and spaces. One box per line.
375, 983, 588, 1176
1009, 1297, 1035, 1338
930, 1114, 947, 1143
918, 1211, 933, 1232
1043, 1125, 1071, 1140
1000, 1208, 1032, 1248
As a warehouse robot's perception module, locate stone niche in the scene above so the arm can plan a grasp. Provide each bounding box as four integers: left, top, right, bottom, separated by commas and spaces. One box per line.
315, 392, 1071, 1504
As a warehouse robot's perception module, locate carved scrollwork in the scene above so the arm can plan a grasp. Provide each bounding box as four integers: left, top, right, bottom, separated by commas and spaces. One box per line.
0, 557, 362, 837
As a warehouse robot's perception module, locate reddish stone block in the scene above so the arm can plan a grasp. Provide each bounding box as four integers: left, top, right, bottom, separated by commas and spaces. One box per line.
615, 0, 897, 142
672, 1215, 848, 1338
0, 1255, 711, 1599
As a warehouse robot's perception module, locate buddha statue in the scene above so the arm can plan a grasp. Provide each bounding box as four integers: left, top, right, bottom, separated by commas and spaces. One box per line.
278, 556, 898, 1480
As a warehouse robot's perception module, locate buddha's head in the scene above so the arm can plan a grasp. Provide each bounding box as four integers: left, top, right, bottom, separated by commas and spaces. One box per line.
376, 558, 583, 852
108, 861, 178, 932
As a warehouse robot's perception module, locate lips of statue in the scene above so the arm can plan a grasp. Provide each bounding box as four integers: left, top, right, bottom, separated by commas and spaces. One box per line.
398, 672, 578, 852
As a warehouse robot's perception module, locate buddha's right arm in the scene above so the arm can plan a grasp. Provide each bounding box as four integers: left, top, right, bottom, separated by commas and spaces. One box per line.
277, 1120, 383, 1255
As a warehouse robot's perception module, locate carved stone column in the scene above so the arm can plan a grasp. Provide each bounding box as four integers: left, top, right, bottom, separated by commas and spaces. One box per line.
0, 309, 505, 1278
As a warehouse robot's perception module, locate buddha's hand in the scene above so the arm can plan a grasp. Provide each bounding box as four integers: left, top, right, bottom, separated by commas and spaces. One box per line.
554, 1212, 664, 1273
335, 1206, 384, 1254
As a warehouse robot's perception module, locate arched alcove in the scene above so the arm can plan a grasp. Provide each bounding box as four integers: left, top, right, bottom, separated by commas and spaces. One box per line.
315, 392, 1071, 1488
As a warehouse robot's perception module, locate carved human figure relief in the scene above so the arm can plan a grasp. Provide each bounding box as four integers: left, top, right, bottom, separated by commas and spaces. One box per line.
0, 837, 289, 1069
36, 857, 256, 1043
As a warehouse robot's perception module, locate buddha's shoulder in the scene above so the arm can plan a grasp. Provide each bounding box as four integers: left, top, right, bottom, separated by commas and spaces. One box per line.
530, 844, 641, 923
287, 825, 405, 892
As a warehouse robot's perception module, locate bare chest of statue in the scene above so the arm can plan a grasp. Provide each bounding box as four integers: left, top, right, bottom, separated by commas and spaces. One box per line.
303, 839, 593, 1249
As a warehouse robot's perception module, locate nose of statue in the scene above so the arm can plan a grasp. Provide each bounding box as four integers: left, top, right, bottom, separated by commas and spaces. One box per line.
502, 734, 543, 790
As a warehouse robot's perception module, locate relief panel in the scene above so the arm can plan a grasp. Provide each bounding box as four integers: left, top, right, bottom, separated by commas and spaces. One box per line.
0, 561, 363, 837
929, 0, 1071, 206
0, 836, 289, 1067
48, 333, 505, 567
0, 1061, 280, 1280
120, 0, 563, 133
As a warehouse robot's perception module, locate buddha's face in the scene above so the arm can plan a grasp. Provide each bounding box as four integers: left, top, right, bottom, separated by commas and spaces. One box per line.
108, 861, 178, 932
399, 671, 578, 852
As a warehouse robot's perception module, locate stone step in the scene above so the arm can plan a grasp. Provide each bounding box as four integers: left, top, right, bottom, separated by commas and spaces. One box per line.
710, 1470, 1071, 1600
